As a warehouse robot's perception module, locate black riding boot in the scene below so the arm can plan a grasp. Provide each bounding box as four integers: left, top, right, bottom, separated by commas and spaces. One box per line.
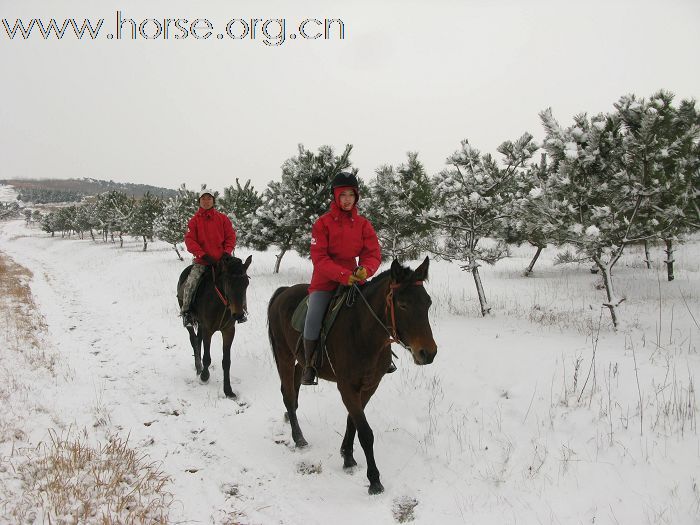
387, 360, 397, 374
301, 338, 318, 386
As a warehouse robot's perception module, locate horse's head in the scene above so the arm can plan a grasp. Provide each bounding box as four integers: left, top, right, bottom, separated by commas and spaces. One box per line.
217, 253, 252, 322
389, 256, 437, 365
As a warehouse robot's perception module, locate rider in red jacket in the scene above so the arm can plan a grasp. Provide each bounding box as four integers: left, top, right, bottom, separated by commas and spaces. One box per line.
180, 190, 236, 327
302, 171, 382, 385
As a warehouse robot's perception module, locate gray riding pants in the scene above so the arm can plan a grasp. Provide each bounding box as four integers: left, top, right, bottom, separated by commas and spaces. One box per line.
303, 291, 333, 341
181, 263, 207, 312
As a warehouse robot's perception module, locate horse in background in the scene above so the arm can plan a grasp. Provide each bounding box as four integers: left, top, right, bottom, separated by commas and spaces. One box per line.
177, 253, 252, 398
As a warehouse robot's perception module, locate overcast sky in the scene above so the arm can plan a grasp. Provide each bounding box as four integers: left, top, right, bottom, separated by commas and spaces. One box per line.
2, 0, 699, 193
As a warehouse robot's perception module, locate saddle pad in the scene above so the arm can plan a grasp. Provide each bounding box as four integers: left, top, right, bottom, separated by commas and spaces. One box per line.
290, 288, 348, 336
291, 295, 310, 332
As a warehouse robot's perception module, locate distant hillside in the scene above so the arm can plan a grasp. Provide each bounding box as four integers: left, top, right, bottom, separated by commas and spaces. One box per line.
0, 178, 178, 202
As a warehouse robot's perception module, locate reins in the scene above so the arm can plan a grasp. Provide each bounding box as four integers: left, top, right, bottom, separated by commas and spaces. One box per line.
352, 280, 423, 353
211, 267, 229, 306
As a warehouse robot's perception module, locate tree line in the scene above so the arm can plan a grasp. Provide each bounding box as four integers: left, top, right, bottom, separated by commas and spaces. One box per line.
33, 91, 699, 328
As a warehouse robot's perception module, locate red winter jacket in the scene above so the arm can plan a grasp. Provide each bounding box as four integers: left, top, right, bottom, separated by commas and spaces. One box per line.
308, 200, 381, 293
184, 207, 236, 264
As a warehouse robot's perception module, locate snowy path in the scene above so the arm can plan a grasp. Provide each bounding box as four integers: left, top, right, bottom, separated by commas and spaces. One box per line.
1, 220, 699, 524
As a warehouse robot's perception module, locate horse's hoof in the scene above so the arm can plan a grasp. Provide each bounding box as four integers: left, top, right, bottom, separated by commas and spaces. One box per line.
224, 390, 237, 399
295, 437, 308, 448
343, 458, 358, 469
368, 481, 384, 495
200, 369, 210, 382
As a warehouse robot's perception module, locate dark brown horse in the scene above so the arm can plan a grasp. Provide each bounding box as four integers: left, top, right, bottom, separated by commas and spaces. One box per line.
177, 253, 252, 398
267, 257, 437, 494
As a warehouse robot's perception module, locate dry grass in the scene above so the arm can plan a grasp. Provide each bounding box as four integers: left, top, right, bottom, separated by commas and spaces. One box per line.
0, 252, 56, 373
392, 496, 419, 523
7, 430, 172, 524
0, 252, 174, 523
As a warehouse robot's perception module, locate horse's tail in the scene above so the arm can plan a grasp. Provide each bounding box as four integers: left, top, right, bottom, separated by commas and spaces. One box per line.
267, 286, 289, 368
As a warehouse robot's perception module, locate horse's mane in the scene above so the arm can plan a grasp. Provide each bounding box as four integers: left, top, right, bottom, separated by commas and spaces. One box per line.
221, 254, 245, 274
364, 261, 423, 291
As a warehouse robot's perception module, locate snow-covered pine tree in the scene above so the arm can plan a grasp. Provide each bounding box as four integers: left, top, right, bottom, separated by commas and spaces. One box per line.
73, 203, 99, 241
97, 191, 133, 247
429, 134, 538, 316
249, 144, 352, 273
217, 178, 263, 249
363, 152, 434, 262
615, 91, 700, 281
39, 211, 57, 237
505, 153, 551, 276
129, 192, 164, 251
154, 184, 198, 260
537, 108, 642, 329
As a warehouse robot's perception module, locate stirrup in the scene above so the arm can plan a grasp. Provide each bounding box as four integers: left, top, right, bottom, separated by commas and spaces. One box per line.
387, 360, 397, 374
301, 366, 318, 386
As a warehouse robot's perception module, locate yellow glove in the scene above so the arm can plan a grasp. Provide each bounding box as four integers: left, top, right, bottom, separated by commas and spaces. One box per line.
353, 266, 368, 281
347, 273, 360, 286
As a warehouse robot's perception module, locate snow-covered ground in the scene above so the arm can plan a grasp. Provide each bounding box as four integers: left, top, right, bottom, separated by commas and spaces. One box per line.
0, 184, 18, 203
0, 219, 698, 524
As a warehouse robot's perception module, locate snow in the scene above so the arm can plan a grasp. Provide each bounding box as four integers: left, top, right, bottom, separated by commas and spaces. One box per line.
0, 184, 18, 203
528, 187, 543, 199
585, 225, 601, 237
564, 142, 579, 160
1, 220, 699, 524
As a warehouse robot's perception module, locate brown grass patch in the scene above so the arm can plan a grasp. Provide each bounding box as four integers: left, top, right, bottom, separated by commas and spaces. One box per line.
0, 251, 56, 372
7, 430, 173, 524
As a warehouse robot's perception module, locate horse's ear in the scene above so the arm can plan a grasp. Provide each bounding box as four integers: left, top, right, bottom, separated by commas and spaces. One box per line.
413, 256, 430, 281
390, 259, 402, 281
243, 255, 252, 271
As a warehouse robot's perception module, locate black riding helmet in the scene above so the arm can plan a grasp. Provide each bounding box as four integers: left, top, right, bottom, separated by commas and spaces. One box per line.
331, 171, 359, 189
331, 171, 360, 204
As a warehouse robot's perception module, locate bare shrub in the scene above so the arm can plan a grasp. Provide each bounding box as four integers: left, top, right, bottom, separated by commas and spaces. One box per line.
392, 495, 419, 523
7, 429, 172, 524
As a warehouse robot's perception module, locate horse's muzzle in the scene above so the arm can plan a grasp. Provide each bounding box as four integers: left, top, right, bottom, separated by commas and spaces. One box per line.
413, 347, 437, 365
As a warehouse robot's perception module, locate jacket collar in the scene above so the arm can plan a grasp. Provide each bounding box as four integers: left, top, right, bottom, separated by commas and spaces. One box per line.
196, 206, 217, 218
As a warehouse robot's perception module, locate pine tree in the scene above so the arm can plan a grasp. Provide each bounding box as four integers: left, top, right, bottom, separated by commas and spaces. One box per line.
217, 179, 263, 249
615, 91, 700, 280
129, 192, 164, 251
96, 191, 133, 247
537, 108, 641, 328
364, 152, 434, 261
154, 184, 198, 260
429, 134, 538, 315
39, 211, 57, 237
249, 144, 353, 273
505, 153, 552, 276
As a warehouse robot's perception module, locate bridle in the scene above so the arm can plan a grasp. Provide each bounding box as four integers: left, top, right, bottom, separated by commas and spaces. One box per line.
353, 280, 424, 352
211, 266, 249, 327
211, 266, 229, 306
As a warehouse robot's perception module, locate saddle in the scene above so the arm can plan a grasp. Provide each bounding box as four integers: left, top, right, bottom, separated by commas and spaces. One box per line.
291, 287, 348, 366
176, 265, 210, 311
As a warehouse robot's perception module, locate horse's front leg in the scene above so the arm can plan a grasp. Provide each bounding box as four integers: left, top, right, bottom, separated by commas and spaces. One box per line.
221, 327, 236, 398
200, 330, 213, 383
188, 326, 202, 375
340, 387, 383, 494
341, 415, 358, 469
